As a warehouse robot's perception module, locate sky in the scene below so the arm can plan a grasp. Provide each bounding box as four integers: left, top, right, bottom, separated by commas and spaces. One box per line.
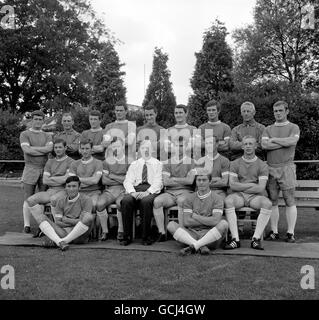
90, 0, 256, 106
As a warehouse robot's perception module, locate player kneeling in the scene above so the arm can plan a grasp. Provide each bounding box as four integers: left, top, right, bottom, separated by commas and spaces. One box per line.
29, 176, 94, 251
167, 168, 228, 256
224, 136, 272, 250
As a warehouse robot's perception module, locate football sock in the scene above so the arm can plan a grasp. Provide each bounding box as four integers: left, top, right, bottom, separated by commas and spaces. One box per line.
61, 221, 89, 244
286, 206, 297, 234
117, 210, 124, 233
194, 227, 221, 251
173, 228, 196, 247
270, 206, 279, 233
253, 208, 272, 239
225, 207, 239, 241
23, 201, 31, 227
153, 207, 165, 234
39, 221, 62, 245
97, 209, 109, 233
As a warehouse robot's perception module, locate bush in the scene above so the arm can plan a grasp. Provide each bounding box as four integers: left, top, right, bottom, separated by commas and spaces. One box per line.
0, 108, 24, 160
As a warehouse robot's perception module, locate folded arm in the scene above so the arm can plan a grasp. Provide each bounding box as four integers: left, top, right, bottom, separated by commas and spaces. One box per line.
192, 211, 222, 227
229, 174, 256, 192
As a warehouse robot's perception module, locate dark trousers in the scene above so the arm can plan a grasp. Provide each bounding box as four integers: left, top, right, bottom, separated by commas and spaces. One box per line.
121, 193, 157, 241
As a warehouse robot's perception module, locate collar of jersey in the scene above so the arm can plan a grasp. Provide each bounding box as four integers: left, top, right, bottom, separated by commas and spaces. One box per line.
174, 124, 188, 129
206, 153, 220, 161
208, 121, 221, 125
81, 157, 93, 164
115, 120, 128, 124
68, 193, 80, 203
197, 190, 211, 200
55, 155, 68, 162
63, 129, 76, 134
242, 120, 256, 126
29, 128, 43, 133
274, 121, 290, 127
242, 156, 257, 163
90, 128, 102, 132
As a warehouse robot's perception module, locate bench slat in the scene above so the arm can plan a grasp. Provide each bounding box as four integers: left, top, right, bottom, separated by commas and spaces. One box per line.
297, 180, 319, 188
294, 191, 319, 198
278, 199, 319, 208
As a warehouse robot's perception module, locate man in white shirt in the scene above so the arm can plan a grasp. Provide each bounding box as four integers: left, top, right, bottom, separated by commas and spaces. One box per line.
121, 140, 163, 246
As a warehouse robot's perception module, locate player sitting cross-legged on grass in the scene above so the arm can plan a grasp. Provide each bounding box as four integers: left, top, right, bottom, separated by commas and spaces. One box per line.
153, 137, 196, 242
30, 175, 94, 251
167, 168, 228, 256
224, 136, 272, 250
27, 138, 73, 237
95, 137, 131, 241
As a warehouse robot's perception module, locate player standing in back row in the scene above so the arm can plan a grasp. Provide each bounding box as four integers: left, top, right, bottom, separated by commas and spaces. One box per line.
262, 101, 300, 243
199, 100, 231, 157
20, 110, 53, 233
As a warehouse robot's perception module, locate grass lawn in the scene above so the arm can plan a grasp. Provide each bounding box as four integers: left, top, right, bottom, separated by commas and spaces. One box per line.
1, 182, 319, 300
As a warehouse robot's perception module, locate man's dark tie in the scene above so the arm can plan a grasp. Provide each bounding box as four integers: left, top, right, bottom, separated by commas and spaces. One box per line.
142, 162, 148, 184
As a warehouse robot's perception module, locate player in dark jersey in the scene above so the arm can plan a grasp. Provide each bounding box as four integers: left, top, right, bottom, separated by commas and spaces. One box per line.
167, 168, 228, 256
103, 103, 136, 162
96, 138, 130, 241
81, 110, 105, 161
30, 175, 94, 251
153, 137, 196, 241
198, 100, 231, 156
262, 101, 300, 243
54, 113, 81, 160
28, 139, 73, 236
230, 101, 265, 160
136, 104, 164, 159
224, 136, 272, 250
195, 135, 229, 198
20, 110, 53, 233
69, 138, 103, 212
163, 104, 197, 160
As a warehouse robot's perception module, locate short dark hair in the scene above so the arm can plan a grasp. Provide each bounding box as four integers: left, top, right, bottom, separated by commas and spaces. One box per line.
62, 112, 73, 120
66, 175, 81, 185
31, 110, 45, 119
115, 101, 128, 111
175, 104, 188, 113
205, 100, 221, 112
195, 168, 212, 181
273, 100, 289, 110
54, 138, 67, 147
144, 104, 157, 113
89, 110, 102, 119
79, 138, 93, 148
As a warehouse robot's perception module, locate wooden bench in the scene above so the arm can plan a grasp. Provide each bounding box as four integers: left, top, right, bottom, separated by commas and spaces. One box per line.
278, 180, 319, 210
233, 180, 319, 238
164, 206, 179, 239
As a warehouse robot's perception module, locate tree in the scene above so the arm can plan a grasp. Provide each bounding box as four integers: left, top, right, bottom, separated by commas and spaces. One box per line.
92, 42, 126, 123
142, 47, 176, 128
0, 0, 112, 113
233, 0, 319, 88
188, 19, 234, 127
